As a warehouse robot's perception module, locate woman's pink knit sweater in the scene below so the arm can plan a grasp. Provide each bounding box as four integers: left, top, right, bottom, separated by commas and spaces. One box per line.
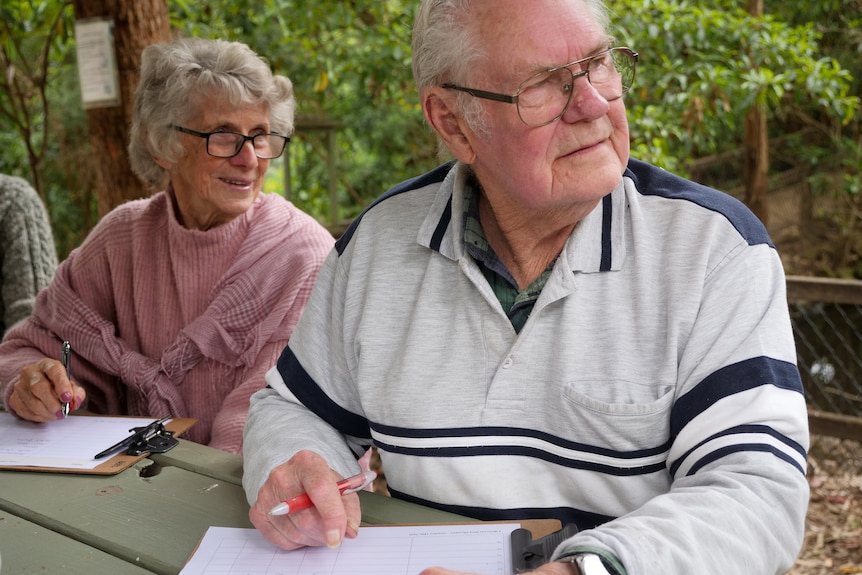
0, 190, 333, 453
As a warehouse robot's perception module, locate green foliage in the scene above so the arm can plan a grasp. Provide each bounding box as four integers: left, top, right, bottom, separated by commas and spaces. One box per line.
0, 0, 95, 259
0, 0, 859, 271
170, 0, 436, 224
610, 0, 859, 172
0, 0, 75, 181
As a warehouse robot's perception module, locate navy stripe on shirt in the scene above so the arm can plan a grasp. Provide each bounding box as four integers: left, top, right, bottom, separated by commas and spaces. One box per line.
687, 442, 807, 476
625, 158, 774, 248
370, 422, 670, 478
277, 346, 371, 439
371, 421, 670, 460
670, 356, 804, 440
336, 161, 456, 255
374, 437, 667, 476
668, 423, 807, 478
388, 487, 616, 529
600, 193, 613, 271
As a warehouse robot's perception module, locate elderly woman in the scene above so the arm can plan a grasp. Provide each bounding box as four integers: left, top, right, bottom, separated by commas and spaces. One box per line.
0, 37, 334, 453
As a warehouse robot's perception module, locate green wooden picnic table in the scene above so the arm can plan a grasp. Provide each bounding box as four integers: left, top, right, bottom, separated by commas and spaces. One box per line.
0, 438, 469, 574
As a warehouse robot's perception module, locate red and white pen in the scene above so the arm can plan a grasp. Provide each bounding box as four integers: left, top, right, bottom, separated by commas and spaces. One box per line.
268, 470, 377, 516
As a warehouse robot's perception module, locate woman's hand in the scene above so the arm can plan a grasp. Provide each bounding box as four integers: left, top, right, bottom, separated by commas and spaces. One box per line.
7, 358, 86, 420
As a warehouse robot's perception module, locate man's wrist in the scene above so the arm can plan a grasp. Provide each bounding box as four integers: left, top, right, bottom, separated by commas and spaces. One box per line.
557, 553, 612, 574
555, 550, 622, 575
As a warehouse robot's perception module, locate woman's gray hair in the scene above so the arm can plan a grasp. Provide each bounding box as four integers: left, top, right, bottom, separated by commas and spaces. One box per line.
411, 0, 610, 140
128, 36, 295, 190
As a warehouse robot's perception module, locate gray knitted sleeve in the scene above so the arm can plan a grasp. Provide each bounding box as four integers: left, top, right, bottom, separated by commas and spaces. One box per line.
0, 175, 59, 334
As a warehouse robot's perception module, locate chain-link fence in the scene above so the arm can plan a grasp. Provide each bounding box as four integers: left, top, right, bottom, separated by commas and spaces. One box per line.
687, 136, 862, 432
788, 276, 862, 420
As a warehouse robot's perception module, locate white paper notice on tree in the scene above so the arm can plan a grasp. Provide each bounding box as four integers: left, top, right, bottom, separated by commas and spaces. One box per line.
179, 524, 520, 575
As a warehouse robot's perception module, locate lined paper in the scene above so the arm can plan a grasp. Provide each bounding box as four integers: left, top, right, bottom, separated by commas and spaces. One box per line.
0, 413, 163, 469
180, 524, 519, 575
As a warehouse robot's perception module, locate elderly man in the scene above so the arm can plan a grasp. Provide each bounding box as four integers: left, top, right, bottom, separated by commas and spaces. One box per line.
242, 1, 809, 573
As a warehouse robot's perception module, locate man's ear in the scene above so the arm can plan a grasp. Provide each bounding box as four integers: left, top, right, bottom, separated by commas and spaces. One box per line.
422, 87, 477, 164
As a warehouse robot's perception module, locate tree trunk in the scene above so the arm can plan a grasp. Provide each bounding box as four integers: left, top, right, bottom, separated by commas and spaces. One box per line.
744, 103, 769, 226
744, 0, 769, 226
71, 0, 170, 217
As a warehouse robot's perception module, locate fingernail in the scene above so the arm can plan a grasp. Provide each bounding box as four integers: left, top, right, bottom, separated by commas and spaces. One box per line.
29, 374, 40, 386
325, 530, 342, 548
55, 410, 65, 420
60, 392, 73, 402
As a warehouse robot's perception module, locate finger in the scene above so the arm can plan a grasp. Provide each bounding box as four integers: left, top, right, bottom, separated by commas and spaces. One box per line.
10, 366, 62, 421
281, 506, 333, 547
35, 359, 74, 418
44, 385, 87, 416
9, 385, 57, 421
38, 358, 76, 405
250, 452, 357, 550
249, 504, 309, 550
65, 382, 87, 412
277, 451, 355, 548
249, 471, 328, 549
342, 491, 362, 540
297, 476, 352, 548
7, 381, 42, 420
251, 493, 338, 550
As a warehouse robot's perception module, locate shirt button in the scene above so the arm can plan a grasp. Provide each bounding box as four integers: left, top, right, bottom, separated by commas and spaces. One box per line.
502, 356, 514, 369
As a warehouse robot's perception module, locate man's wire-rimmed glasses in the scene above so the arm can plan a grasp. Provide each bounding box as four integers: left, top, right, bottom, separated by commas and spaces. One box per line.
172, 125, 290, 159
442, 47, 638, 127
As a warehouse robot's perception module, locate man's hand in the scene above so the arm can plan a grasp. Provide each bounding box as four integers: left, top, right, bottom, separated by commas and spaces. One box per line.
249, 450, 362, 550
8, 359, 86, 421
419, 561, 576, 574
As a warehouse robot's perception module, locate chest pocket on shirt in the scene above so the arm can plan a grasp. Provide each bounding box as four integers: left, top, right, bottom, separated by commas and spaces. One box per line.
563, 378, 675, 416
559, 379, 675, 449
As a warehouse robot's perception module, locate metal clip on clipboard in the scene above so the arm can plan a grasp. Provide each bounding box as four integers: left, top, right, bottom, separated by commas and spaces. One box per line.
511, 523, 580, 572
94, 416, 179, 459
126, 417, 179, 456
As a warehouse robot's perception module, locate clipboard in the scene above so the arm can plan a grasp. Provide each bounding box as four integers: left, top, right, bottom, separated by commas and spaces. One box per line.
364, 517, 569, 571
182, 519, 572, 575
510, 521, 579, 572
400, 519, 573, 571
0, 415, 196, 476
